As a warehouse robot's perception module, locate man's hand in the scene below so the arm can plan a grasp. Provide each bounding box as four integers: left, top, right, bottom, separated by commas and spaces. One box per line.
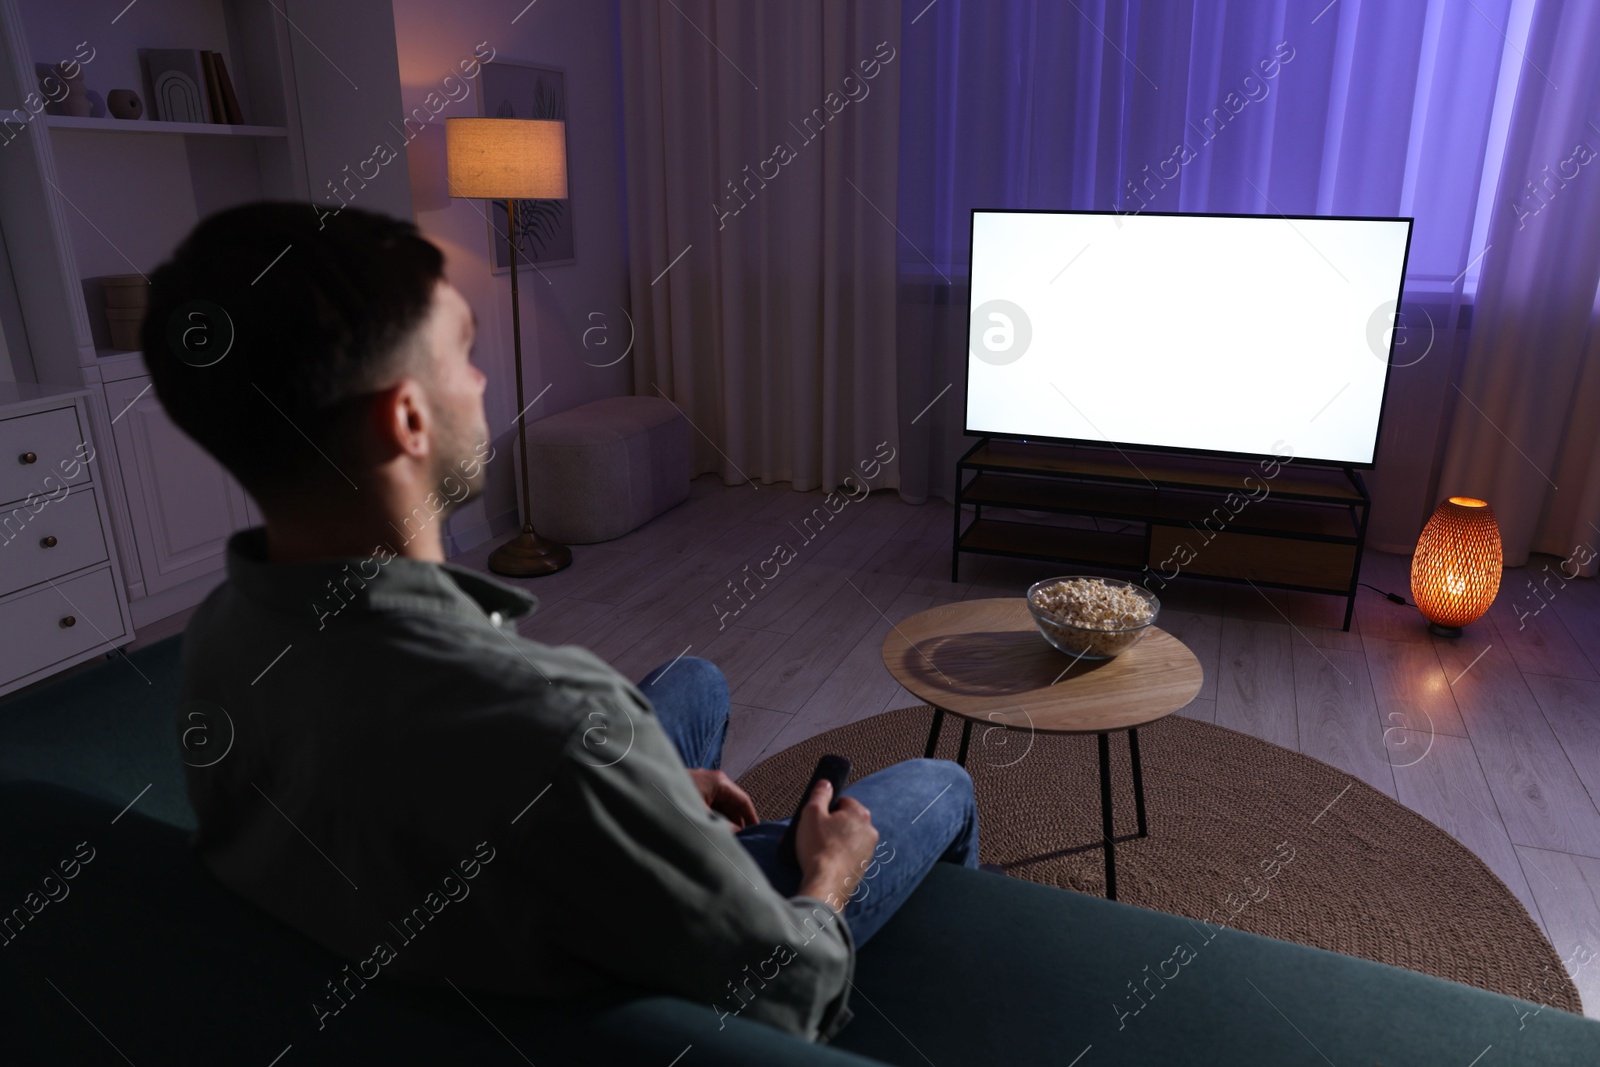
688, 769, 759, 828
794, 780, 878, 909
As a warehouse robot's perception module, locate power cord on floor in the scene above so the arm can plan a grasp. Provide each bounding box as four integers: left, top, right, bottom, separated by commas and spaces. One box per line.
1360, 582, 1412, 607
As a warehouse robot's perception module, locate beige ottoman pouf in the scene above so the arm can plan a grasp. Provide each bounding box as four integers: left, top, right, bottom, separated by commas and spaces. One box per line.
525, 396, 692, 544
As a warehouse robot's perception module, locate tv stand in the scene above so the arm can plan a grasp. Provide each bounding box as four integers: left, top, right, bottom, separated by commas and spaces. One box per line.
952, 439, 1370, 630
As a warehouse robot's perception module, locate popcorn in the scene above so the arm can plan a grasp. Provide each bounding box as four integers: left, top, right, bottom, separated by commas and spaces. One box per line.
1029, 577, 1156, 658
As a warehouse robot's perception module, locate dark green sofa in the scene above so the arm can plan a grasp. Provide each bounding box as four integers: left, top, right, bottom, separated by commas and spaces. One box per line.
2, 637, 1596, 1065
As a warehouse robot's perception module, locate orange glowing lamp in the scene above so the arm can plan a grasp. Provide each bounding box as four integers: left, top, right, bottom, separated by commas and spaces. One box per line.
1410, 496, 1502, 637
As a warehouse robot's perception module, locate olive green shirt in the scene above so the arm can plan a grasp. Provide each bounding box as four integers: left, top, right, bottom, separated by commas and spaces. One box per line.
177, 529, 854, 1040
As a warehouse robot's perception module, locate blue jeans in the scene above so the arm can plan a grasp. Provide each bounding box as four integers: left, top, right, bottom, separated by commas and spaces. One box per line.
638, 657, 980, 944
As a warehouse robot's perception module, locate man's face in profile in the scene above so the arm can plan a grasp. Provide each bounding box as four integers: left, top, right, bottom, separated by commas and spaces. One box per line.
416, 280, 491, 506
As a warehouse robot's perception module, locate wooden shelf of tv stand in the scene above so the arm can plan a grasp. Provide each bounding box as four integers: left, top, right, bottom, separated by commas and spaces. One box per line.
953, 439, 1371, 630
966, 440, 1365, 503
960, 519, 1148, 569
961, 473, 1359, 542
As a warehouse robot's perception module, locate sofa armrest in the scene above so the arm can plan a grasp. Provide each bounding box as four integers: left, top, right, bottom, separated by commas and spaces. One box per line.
837, 863, 1599, 1065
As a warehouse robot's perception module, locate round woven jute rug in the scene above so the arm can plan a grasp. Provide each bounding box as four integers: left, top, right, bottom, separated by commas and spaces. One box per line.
738, 705, 1581, 1012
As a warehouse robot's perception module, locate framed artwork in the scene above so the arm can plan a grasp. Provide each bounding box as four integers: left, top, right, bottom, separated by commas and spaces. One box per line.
142, 49, 211, 123
479, 60, 576, 271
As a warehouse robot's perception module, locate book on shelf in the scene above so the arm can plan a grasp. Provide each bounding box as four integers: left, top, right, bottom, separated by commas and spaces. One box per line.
199, 51, 225, 123
211, 53, 244, 124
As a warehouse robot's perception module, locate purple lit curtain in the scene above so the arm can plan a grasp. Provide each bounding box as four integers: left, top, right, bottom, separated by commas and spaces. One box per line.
891, 0, 1519, 551
1436, 0, 1600, 576
619, 1, 904, 492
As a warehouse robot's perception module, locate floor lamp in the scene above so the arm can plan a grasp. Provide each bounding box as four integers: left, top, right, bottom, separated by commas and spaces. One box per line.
446, 117, 573, 576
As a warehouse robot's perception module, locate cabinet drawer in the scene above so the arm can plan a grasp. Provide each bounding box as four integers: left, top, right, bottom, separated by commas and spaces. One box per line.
0, 566, 126, 681
0, 406, 90, 509
0, 487, 110, 593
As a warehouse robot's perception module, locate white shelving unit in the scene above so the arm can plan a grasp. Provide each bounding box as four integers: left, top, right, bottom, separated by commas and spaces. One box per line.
44, 114, 289, 137
0, 0, 412, 663
0, 0, 309, 633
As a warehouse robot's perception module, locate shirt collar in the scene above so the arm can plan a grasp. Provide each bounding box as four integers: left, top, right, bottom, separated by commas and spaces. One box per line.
225, 527, 538, 627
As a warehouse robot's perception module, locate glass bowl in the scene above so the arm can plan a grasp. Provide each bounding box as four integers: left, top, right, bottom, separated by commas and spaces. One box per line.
1025, 576, 1160, 661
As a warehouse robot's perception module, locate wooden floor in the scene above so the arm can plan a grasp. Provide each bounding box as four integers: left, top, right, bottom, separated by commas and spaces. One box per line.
454, 476, 1600, 1017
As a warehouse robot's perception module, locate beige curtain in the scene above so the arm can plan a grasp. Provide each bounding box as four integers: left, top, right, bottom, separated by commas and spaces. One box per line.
619, 1, 902, 491
1436, 0, 1600, 576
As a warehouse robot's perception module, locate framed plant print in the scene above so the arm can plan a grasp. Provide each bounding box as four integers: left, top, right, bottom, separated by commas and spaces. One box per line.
479, 59, 576, 270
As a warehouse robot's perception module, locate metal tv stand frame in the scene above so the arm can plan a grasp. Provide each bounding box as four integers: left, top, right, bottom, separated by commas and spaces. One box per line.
952, 438, 1371, 631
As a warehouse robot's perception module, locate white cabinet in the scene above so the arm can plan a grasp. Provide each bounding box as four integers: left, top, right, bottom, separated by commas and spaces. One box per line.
102, 374, 254, 600
0, 384, 133, 696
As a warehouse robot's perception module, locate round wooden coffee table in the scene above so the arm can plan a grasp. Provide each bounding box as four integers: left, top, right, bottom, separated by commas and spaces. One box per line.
880, 597, 1204, 900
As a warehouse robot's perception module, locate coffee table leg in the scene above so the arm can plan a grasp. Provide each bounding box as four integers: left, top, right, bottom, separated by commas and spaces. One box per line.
955, 717, 973, 766
924, 707, 945, 759
1130, 727, 1147, 839
1098, 731, 1116, 901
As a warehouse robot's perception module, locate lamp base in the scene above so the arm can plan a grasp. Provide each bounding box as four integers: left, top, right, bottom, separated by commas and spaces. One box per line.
488, 524, 572, 578
1427, 622, 1464, 638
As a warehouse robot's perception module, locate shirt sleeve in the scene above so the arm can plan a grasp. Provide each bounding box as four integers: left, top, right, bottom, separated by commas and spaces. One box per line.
520, 693, 855, 1041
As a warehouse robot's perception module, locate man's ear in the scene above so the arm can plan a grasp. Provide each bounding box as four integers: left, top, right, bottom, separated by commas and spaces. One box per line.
371, 378, 431, 461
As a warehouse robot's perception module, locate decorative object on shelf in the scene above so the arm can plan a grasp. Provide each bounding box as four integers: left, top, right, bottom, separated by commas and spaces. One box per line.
32, 65, 62, 116
446, 116, 572, 577
37, 62, 87, 116
104, 310, 144, 351
100, 275, 150, 351
141, 49, 210, 123
106, 89, 142, 120
32, 44, 97, 118
1411, 496, 1502, 637
478, 61, 575, 270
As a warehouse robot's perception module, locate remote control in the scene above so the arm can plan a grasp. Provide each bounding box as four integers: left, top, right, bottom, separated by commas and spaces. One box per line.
777, 754, 853, 868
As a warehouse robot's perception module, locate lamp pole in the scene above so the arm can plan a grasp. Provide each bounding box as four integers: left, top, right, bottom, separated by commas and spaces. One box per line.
488, 198, 572, 577
508, 197, 532, 528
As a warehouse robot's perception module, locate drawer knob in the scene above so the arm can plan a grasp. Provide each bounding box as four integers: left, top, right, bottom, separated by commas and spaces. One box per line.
60, 615, 76, 628
19, 451, 37, 464
41, 535, 58, 548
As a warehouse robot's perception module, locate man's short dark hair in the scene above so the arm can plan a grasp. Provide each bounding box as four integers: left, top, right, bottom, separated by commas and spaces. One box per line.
143, 202, 445, 505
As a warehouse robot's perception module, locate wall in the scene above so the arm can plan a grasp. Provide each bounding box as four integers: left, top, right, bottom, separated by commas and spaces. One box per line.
389, 0, 632, 554
285, 0, 415, 224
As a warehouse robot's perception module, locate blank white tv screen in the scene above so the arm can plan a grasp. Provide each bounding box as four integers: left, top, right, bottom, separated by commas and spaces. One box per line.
965, 210, 1413, 467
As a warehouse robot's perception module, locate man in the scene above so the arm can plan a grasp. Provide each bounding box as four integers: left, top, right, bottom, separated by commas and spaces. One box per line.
145, 203, 978, 1043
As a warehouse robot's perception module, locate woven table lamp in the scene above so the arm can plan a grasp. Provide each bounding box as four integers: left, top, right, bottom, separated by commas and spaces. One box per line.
1410, 496, 1502, 637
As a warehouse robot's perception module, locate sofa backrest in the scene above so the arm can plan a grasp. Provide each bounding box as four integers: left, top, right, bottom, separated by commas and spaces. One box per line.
0, 636, 880, 1065
0, 635, 195, 830
0, 779, 879, 1066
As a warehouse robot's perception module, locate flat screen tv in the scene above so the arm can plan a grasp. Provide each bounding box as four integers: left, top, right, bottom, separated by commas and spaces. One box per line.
964, 209, 1414, 468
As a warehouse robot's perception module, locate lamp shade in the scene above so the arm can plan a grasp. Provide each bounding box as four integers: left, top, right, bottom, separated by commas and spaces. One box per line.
445, 118, 567, 199
1411, 496, 1502, 634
